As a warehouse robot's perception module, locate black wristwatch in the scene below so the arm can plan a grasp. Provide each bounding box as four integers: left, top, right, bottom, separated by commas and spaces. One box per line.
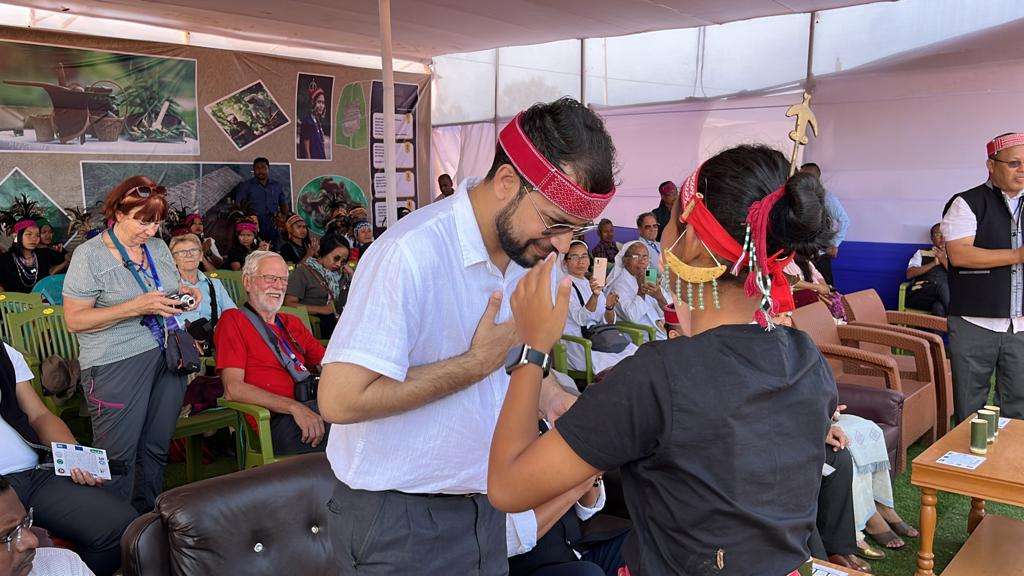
504, 344, 551, 377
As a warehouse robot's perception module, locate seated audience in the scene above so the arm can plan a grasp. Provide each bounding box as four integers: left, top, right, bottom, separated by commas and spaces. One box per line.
438, 173, 455, 199
507, 427, 627, 576
347, 221, 373, 268
285, 234, 351, 337
224, 220, 265, 271
278, 215, 316, 265
590, 219, 619, 267
833, 410, 918, 557
0, 220, 62, 293
214, 251, 328, 455
607, 241, 667, 339
1, 475, 92, 576
635, 212, 661, 264
651, 181, 676, 241
170, 234, 237, 347
786, 259, 847, 321
905, 223, 949, 316
183, 214, 223, 272
563, 240, 637, 373
36, 220, 70, 276
489, 145, 839, 576
812, 423, 870, 572
0, 342, 136, 576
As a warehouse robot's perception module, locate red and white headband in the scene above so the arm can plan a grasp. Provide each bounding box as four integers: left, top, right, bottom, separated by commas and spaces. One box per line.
498, 113, 615, 221
987, 133, 1024, 157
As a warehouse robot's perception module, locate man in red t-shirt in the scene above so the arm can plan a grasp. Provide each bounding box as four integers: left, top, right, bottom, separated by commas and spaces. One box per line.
214, 251, 328, 455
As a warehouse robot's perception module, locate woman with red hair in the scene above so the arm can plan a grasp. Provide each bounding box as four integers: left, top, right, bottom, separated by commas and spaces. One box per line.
63, 175, 202, 513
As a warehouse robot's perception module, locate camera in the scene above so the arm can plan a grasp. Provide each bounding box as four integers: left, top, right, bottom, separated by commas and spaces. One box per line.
294, 374, 320, 403
166, 292, 197, 310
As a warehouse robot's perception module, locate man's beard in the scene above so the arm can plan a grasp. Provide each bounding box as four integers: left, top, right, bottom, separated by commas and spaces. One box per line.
495, 196, 551, 268
251, 292, 284, 315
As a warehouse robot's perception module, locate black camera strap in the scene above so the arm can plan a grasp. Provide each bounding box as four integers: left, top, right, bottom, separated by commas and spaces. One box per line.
205, 277, 219, 325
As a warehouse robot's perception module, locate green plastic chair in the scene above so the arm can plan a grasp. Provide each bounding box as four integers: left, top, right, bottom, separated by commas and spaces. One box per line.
0, 292, 43, 344
552, 342, 568, 374
8, 305, 80, 418
31, 274, 65, 305
172, 407, 241, 482
217, 398, 279, 468
898, 281, 930, 314
560, 326, 644, 387
208, 270, 246, 306
615, 320, 657, 343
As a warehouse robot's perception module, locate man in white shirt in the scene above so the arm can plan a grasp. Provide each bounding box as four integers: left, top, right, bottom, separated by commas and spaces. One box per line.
318, 97, 617, 575
636, 212, 661, 265
0, 343, 136, 576
905, 223, 950, 316
941, 133, 1024, 422
0, 475, 95, 576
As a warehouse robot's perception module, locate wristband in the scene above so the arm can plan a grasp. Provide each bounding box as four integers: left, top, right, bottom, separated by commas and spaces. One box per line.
605, 305, 615, 311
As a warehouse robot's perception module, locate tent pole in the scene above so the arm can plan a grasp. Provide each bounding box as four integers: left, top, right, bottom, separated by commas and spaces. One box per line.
805, 11, 817, 92
379, 0, 398, 227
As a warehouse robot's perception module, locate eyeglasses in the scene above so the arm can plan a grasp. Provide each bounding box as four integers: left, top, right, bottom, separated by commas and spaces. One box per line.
172, 248, 202, 258
641, 223, 660, 229
253, 273, 289, 286
522, 188, 597, 237
992, 157, 1024, 169
2, 507, 32, 552
624, 254, 650, 262
126, 185, 167, 198
131, 218, 161, 231
565, 254, 591, 263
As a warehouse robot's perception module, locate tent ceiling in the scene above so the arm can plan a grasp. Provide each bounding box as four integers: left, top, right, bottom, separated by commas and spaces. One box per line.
3, 0, 889, 63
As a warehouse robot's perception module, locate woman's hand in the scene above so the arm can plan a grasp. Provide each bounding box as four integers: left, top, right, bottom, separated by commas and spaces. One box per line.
606, 291, 619, 309
258, 241, 271, 251
132, 292, 185, 318
589, 277, 603, 294
306, 236, 320, 258
510, 253, 571, 353
70, 468, 103, 486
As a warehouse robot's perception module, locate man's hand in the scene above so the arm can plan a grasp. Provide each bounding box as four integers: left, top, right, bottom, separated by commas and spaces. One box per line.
469, 292, 520, 375
70, 468, 103, 486
510, 253, 571, 353
826, 425, 848, 452
290, 403, 326, 447
539, 375, 576, 423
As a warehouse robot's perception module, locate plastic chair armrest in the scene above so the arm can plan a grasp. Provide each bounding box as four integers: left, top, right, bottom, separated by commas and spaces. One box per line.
836, 324, 932, 382
886, 310, 948, 333
559, 334, 594, 377
818, 343, 904, 392
217, 398, 275, 464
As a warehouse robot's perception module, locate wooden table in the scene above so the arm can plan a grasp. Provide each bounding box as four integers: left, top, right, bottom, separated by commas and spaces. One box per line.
811, 559, 870, 575
911, 417, 1024, 575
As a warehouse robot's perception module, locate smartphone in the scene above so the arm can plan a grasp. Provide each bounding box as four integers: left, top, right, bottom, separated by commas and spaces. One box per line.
645, 267, 658, 285
593, 257, 608, 286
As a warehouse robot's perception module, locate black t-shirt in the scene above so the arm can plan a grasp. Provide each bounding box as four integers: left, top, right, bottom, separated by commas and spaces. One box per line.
225, 245, 253, 270
278, 240, 307, 264
556, 324, 837, 576
0, 248, 60, 292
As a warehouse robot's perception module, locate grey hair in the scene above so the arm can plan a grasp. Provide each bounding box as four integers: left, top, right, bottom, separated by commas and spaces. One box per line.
242, 250, 286, 278
168, 233, 201, 252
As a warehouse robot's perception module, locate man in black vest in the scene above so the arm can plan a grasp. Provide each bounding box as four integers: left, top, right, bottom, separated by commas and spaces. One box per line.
941, 133, 1024, 422
0, 343, 136, 575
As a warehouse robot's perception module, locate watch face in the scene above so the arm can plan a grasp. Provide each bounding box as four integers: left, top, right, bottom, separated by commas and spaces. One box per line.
505, 345, 525, 371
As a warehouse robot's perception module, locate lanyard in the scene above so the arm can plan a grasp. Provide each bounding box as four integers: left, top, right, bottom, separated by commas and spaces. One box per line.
244, 303, 307, 372
108, 229, 163, 292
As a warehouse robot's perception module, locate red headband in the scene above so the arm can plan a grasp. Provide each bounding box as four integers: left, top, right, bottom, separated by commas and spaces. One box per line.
678, 164, 795, 327
235, 222, 258, 233
185, 213, 202, 225
663, 303, 681, 326
987, 133, 1024, 157
498, 113, 615, 220
12, 219, 38, 235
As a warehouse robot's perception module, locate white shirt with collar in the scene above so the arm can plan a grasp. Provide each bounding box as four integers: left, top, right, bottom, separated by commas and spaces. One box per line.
0, 343, 40, 475
324, 177, 551, 494
506, 479, 606, 557
941, 182, 1024, 333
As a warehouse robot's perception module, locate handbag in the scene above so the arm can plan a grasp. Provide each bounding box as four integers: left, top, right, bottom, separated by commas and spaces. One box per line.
571, 283, 631, 353
107, 230, 200, 375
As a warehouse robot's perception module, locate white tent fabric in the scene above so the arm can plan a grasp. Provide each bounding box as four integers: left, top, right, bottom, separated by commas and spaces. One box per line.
0, 0, 881, 63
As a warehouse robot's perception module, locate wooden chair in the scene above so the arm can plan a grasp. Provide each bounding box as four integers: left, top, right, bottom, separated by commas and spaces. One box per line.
792, 301, 937, 472
842, 289, 954, 437
208, 270, 246, 306
0, 292, 43, 344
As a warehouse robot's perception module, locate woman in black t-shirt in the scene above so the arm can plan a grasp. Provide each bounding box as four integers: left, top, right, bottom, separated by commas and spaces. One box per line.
491, 145, 839, 576
0, 220, 62, 292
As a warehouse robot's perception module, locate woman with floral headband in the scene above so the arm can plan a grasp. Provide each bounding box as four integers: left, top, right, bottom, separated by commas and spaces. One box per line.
490, 145, 839, 576
225, 220, 268, 271
0, 219, 64, 292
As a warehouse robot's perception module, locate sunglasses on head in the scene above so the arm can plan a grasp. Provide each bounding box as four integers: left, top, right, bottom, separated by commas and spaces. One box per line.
126, 185, 167, 198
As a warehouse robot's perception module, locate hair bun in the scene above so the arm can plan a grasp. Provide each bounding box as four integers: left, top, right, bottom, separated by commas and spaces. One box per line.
768, 171, 834, 260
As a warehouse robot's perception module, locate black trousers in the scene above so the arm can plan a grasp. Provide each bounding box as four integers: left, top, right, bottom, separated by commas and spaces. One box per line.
906, 280, 950, 317
269, 400, 330, 455
7, 467, 138, 576
809, 448, 857, 558
814, 253, 835, 286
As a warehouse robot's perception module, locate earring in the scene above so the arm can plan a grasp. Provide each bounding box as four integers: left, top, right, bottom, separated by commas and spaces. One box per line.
662, 230, 726, 311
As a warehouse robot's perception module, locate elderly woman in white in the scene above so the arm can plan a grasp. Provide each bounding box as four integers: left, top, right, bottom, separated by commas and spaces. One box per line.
607, 240, 668, 340
563, 240, 638, 373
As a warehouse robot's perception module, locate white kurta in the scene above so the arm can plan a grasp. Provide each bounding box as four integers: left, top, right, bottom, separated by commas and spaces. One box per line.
564, 274, 638, 372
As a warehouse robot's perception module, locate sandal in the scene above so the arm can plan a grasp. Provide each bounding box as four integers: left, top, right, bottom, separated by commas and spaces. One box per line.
856, 541, 886, 561
888, 520, 920, 538
866, 529, 905, 550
